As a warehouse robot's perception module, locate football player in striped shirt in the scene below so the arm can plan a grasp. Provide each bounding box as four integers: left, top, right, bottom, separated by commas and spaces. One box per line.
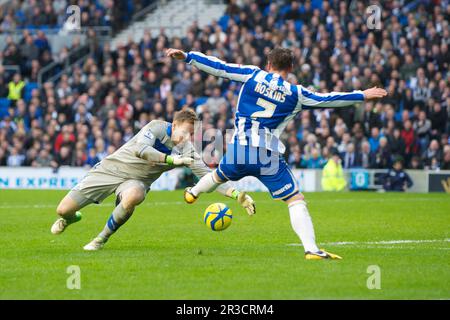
167, 47, 387, 260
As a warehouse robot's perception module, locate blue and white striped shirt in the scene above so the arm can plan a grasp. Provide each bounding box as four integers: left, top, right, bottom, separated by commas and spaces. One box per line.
185, 51, 365, 153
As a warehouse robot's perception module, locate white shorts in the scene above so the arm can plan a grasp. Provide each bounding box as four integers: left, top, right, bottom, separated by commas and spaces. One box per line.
68, 169, 150, 207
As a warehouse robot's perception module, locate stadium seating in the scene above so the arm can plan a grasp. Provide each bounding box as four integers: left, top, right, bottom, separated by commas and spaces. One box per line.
23, 82, 38, 103
0, 0, 448, 171
0, 98, 11, 118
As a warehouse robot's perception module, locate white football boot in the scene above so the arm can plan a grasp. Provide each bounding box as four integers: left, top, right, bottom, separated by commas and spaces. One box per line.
51, 211, 82, 234
83, 237, 107, 251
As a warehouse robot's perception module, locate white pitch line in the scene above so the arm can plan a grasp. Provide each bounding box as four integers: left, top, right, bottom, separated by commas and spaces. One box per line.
287, 239, 450, 247
0, 201, 202, 209
0, 200, 243, 209
0, 197, 449, 209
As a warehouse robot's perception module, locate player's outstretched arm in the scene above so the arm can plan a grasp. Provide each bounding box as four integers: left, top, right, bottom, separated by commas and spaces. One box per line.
134, 123, 193, 165
299, 85, 387, 109
362, 87, 388, 100
134, 145, 193, 166
166, 48, 259, 83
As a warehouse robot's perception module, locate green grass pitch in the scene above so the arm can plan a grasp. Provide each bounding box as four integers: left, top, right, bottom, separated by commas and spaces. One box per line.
0, 190, 449, 299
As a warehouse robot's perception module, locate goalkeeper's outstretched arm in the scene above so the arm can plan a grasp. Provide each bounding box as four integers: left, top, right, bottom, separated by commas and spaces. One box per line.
134, 143, 193, 166
166, 48, 259, 83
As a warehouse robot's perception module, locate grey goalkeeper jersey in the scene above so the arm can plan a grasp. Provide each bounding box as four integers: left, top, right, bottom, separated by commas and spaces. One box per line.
98, 120, 221, 188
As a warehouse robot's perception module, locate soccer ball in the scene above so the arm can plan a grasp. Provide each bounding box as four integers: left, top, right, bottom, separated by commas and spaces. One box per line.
203, 203, 232, 231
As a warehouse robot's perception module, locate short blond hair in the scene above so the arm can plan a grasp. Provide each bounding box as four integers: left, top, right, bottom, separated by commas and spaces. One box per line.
173, 108, 199, 124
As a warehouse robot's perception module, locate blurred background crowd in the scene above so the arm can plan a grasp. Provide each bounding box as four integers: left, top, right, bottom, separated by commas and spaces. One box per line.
0, 0, 153, 32
0, 0, 449, 171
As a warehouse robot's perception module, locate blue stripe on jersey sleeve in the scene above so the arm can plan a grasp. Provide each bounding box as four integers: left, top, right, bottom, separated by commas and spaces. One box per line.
301, 88, 364, 101
190, 52, 256, 75
154, 139, 172, 155
185, 52, 193, 63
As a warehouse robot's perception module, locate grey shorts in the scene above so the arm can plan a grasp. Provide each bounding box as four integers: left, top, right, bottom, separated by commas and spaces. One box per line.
68, 169, 150, 208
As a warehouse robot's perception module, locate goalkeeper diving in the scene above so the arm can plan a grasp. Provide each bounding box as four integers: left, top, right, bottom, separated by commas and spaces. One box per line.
50, 109, 255, 250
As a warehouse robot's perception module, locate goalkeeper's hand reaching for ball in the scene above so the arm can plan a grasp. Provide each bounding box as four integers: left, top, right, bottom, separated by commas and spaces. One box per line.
165, 155, 194, 166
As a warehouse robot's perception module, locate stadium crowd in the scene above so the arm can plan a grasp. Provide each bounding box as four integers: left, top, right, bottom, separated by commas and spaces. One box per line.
0, 0, 449, 171
0, 0, 154, 32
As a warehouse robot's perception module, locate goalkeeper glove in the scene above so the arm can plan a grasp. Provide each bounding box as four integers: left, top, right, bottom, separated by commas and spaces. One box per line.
165, 155, 194, 166
232, 190, 256, 215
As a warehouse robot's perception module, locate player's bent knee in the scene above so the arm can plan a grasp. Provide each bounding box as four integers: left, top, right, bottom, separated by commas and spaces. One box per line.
284, 193, 305, 206
56, 203, 67, 216
56, 196, 78, 217
120, 188, 145, 209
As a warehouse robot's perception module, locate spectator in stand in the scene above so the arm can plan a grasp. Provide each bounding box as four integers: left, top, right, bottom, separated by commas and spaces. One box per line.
303, 133, 321, 159
442, 146, 450, 170
388, 128, 406, 159
32, 148, 54, 167
288, 145, 303, 168
95, 139, 108, 161
360, 141, 371, 169
54, 125, 75, 154
410, 156, 424, 170
74, 103, 93, 123
429, 102, 448, 138
337, 132, 351, 154
6, 146, 25, 166
341, 143, 362, 169
413, 110, 432, 152
202, 87, 227, 117
303, 148, 326, 169
401, 120, 418, 164
7, 73, 25, 103
412, 78, 430, 108
20, 34, 39, 71
85, 148, 100, 167
371, 137, 392, 169
368, 127, 381, 154
116, 97, 133, 121
54, 144, 73, 166
422, 139, 442, 170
